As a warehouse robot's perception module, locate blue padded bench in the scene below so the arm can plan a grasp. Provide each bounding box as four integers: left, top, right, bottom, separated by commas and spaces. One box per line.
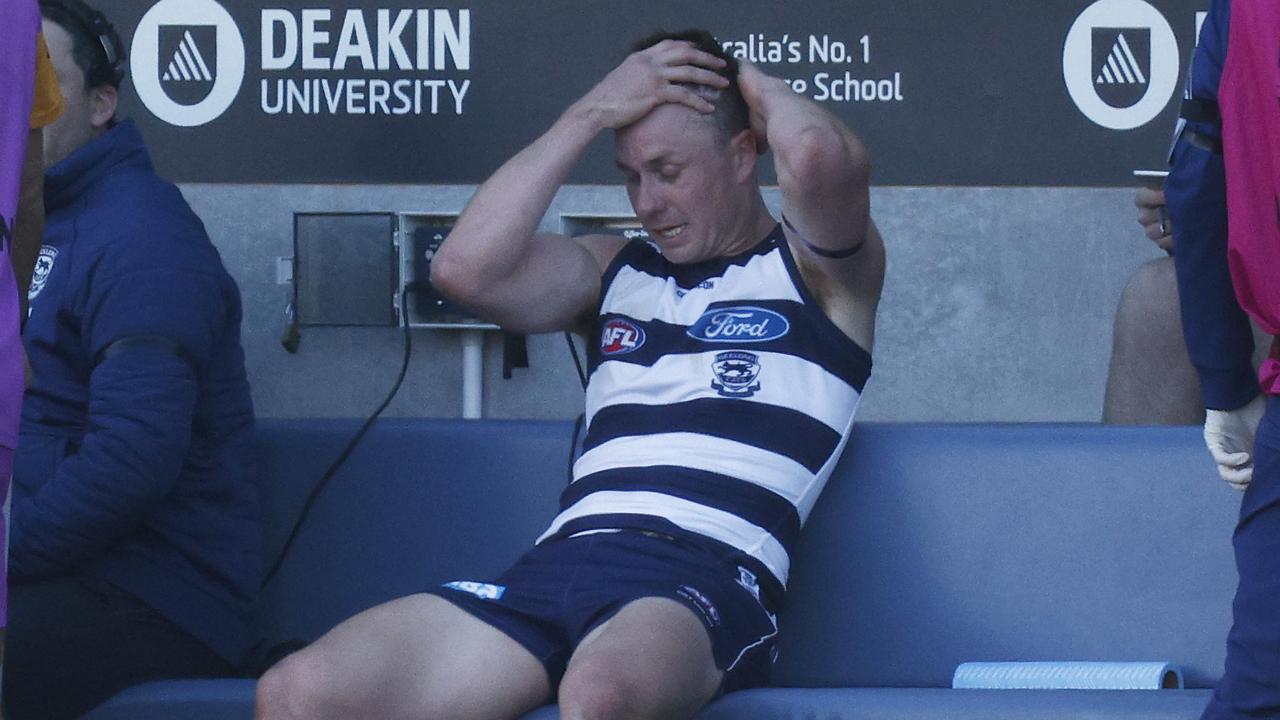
85, 420, 1238, 719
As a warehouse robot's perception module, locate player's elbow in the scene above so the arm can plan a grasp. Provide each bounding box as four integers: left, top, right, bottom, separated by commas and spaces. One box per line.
428, 247, 481, 306
780, 125, 871, 194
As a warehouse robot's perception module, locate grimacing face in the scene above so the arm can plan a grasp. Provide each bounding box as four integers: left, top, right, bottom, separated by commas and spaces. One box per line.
614, 103, 756, 265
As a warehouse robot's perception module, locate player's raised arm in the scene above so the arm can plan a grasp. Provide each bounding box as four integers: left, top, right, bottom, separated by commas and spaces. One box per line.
739, 61, 882, 272
431, 40, 730, 334
736, 61, 885, 350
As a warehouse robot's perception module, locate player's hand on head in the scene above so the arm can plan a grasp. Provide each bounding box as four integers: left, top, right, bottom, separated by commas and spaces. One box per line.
581, 40, 729, 129
1134, 187, 1173, 253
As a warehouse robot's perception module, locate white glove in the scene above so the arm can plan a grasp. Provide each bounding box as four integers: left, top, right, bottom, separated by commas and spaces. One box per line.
1204, 394, 1267, 491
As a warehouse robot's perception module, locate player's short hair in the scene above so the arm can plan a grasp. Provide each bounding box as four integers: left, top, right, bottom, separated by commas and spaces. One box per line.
630, 28, 749, 141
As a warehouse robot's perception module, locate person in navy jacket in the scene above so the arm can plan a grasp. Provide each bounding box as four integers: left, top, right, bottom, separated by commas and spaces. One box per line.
3, 3, 259, 718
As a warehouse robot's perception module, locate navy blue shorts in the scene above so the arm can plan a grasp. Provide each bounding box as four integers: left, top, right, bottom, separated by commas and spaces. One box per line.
429, 529, 780, 694
1202, 396, 1280, 720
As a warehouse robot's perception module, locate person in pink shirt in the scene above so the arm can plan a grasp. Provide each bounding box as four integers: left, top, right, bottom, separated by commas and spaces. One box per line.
1166, 0, 1280, 716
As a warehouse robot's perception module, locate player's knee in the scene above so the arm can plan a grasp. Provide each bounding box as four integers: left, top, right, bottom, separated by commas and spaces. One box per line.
255, 651, 333, 720
1117, 257, 1180, 328
559, 667, 650, 720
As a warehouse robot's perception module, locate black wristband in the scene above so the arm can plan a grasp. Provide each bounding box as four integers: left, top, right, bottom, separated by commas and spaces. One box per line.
781, 213, 864, 259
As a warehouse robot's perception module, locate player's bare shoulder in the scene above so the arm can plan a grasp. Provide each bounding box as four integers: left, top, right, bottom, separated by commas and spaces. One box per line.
570, 232, 632, 275
783, 219, 885, 352
561, 232, 633, 336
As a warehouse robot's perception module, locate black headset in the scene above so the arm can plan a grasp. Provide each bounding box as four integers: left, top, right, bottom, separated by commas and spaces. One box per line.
40, 0, 126, 88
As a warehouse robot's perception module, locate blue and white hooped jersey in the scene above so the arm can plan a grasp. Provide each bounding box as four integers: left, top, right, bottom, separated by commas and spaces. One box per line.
537, 224, 872, 595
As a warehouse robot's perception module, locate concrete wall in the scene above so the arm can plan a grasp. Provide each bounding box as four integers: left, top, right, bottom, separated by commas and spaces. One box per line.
183, 183, 1161, 423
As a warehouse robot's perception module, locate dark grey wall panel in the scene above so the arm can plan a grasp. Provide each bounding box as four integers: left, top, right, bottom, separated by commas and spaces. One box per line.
107, 0, 1202, 185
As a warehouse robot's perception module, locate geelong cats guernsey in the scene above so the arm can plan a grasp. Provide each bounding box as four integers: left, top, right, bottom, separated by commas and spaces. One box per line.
538, 224, 872, 597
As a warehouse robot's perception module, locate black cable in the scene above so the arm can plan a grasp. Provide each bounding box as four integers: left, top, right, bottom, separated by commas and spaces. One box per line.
260, 287, 413, 590
563, 332, 588, 485
565, 330, 588, 386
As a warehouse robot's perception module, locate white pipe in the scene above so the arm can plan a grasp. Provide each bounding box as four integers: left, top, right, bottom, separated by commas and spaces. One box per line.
461, 330, 484, 419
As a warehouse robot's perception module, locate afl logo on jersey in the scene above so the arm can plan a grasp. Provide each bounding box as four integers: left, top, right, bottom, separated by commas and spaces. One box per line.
601, 318, 645, 355
687, 307, 790, 343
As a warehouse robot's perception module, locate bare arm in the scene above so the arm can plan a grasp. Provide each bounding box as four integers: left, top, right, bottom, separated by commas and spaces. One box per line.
738, 63, 884, 346
429, 115, 621, 334
432, 41, 728, 334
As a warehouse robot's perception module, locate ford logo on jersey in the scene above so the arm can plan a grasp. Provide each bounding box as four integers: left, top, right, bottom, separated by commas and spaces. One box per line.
687, 306, 790, 343
601, 318, 646, 355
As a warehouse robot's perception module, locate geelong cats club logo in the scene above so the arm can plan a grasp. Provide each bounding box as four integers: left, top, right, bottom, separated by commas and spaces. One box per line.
28, 246, 58, 301
711, 351, 762, 398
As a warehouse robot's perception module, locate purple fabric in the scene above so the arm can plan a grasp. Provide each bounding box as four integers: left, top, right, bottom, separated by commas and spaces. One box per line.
1, 0, 40, 626
1, 1, 39, 452
0, 446, 10, 625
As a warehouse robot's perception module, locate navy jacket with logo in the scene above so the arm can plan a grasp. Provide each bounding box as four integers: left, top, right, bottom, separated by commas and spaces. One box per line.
15, 120, 259, 665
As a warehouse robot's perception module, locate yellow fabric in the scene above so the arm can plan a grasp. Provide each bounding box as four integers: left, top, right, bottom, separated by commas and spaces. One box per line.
30, 33, 64, 129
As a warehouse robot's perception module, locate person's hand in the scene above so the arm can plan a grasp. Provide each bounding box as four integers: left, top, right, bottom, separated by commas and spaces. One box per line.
577, 40, 728, 130
1135, 187, 1173, 253
1204, 394, 1267, 490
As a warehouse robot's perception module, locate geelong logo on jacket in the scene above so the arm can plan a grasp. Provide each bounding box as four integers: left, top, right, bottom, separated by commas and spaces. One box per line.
28, 246, 58, 302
